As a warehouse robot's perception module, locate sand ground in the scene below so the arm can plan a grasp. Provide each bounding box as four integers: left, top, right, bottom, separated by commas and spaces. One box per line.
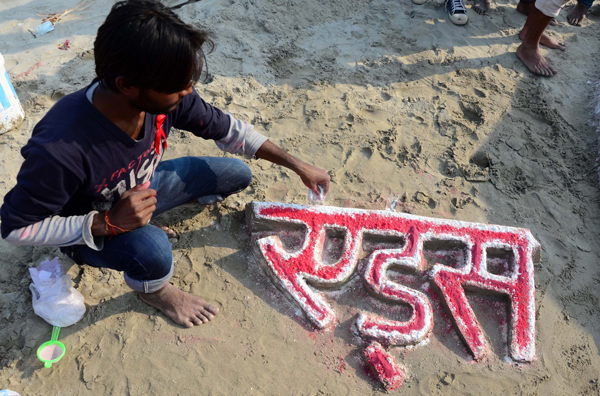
1, 0, 600, 394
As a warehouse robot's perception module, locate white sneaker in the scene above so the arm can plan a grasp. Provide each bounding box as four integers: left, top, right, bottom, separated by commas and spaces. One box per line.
412, 0, 428, 4
445, 0, 468, 25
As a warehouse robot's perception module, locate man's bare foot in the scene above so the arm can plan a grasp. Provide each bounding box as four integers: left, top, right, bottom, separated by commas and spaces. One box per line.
157, 225, 179, 245
567, 4, 588, 26
473, 0, 491, 15
518, 29, 566, 50
516, 0, 534, 15
139, 283, 219, 327
539, 32, 565, 50
516, 1, 557, 25
516, 44, 557, 76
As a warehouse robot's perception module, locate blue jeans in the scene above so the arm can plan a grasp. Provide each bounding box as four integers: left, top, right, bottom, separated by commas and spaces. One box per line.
65, 156, 252, 293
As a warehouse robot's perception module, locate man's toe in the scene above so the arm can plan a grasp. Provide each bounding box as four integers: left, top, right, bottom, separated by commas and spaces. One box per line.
196, 313, 209, 323
200, 309, 214, 320
207, 304, 219, 315
537, 66, 549, 76
540, 66, 552, 76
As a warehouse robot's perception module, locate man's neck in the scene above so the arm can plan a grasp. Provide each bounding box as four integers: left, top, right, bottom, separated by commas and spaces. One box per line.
92, 85, 145, 139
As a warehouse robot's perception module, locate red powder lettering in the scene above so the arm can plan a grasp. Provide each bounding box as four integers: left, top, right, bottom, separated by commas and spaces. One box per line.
249, 202, 540, 389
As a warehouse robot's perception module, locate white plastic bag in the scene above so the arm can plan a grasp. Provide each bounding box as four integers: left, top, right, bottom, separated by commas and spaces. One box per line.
29, 257, 85, 327
308, 185, 326, 205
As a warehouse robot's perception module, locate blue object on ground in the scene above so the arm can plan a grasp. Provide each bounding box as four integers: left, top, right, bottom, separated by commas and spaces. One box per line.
29, 21, 54, 38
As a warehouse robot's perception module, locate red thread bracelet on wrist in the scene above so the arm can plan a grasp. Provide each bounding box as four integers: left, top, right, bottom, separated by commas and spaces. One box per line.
104, 210, 133, 239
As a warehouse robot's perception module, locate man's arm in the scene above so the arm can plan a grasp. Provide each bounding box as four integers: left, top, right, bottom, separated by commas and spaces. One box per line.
5, 182, 157, 247
211, 114, 330, 195
1, 144, 87, 243
4, 179, 156, 248
170, 90, 330, 194
254, 140, 331, 196
214, 115, 268, 159
90, 182, 157, 237
5, 212, 103, 248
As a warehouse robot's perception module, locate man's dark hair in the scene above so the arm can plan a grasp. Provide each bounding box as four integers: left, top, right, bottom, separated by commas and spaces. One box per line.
94, 0, 214, 93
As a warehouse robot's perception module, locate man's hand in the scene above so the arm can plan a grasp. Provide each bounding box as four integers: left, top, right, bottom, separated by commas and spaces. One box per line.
254, 140, 331, 198
296, 163, 331, 197
92, 181, 157, 236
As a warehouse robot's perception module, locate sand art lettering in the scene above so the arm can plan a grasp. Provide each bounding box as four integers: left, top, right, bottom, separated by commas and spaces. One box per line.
247, 201, 540, 390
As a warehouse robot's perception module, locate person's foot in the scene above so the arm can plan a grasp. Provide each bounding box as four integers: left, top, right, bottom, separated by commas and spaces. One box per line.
516, 43, 557, 76
539, 32, 566, 50
446, 0, 469, 25
516, 2, 557, 25
473, 0, 491, 15
567, 3, 588, 26
158, 225, 179, 245
139, 283, 220, 327
516, 0, 534, 15
518, 29, 566, 50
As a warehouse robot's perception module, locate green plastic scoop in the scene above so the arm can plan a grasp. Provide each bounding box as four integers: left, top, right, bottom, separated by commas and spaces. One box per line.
37, 326, 65, 368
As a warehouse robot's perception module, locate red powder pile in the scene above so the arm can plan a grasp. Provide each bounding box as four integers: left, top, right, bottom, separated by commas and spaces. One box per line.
363, 342, 405, 391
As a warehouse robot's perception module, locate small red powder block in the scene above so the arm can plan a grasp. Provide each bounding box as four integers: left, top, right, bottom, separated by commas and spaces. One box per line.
363, 342, 405, 391
247, 201, 540, 362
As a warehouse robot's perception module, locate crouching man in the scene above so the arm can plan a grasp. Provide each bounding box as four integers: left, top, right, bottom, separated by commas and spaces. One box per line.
0, 0, 330, 327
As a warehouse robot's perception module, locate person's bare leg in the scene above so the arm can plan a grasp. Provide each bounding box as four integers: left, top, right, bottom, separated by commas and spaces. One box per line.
139, 283, 219, 327
518, 3, 566, 51
473, 0, 491, 15
516, 8, 559, 76
567, 3, 588, 26
518, 26, 566, 50
517, 1, 557, 25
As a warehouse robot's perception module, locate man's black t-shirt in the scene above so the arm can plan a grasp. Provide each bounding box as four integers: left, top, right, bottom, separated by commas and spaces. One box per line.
0, 84, 230, 238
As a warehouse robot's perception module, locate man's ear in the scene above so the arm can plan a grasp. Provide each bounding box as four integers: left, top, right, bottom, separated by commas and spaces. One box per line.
114, 76, 140, 98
